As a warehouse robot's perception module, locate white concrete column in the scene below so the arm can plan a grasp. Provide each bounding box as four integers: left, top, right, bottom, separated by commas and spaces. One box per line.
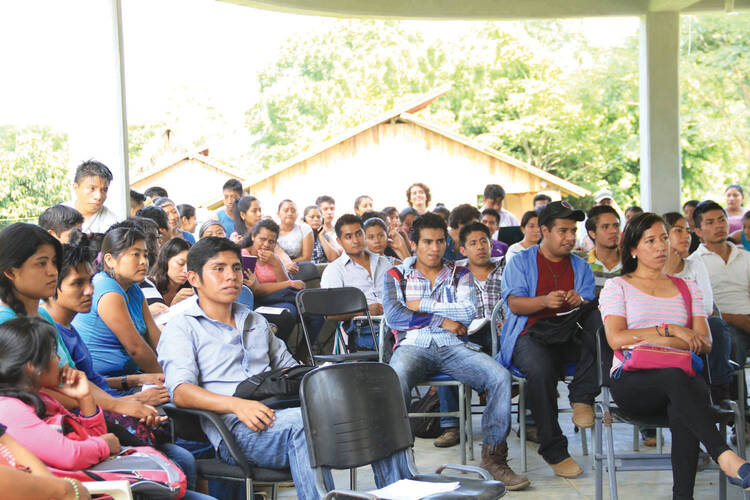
639, 11, 681, 213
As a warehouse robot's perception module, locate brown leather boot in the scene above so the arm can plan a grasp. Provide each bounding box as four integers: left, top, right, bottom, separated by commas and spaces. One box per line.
480, 442, 530, 491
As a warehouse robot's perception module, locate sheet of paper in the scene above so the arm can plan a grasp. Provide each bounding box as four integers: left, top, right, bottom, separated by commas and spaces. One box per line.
254, 306, 287, 315
154, 297, 195, 326
467, 317, 489, 335
367, 479, 460, 500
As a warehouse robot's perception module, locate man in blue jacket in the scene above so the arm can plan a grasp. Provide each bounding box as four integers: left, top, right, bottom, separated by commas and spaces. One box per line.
498, 201, 601, 479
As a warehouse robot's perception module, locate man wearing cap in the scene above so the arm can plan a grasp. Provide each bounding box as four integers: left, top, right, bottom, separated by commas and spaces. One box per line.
497, 201, 601, 479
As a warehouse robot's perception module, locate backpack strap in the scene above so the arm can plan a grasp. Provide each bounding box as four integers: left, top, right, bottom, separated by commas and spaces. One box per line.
668, 275, 692, 327
385, 267, 408, 348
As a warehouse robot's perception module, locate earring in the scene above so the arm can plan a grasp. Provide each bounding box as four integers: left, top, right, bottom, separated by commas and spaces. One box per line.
632, 255, 637, 260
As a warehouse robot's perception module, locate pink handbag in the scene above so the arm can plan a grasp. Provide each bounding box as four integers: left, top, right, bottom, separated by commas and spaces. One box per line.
613, 276, 702, 378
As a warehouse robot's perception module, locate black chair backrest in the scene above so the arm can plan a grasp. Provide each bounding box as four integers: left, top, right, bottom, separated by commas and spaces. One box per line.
497, 226, 523, 246
300, 362, 413, 470
293, 262, 321, 282
296, 287, 369, 317
595, 326, 614, 388
163, 405, 210, 443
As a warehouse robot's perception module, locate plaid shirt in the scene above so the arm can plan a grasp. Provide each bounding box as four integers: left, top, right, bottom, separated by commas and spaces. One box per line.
383, 256, 477, 348
455, 257, 505, 322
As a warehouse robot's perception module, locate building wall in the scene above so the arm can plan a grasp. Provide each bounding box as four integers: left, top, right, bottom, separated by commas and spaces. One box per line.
248, 121, 565, 221
131, 158, 238, 207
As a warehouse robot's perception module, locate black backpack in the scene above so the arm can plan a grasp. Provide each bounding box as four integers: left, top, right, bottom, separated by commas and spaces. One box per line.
408, 389, 442, 438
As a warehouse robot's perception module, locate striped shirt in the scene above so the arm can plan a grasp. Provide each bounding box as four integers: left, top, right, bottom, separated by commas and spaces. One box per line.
383, 257, 477, 348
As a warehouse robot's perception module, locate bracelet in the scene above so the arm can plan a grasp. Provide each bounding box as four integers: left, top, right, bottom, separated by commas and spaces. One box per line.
63, 477, 80, 500
121, 375, 129, 390
658, 322, 670, 337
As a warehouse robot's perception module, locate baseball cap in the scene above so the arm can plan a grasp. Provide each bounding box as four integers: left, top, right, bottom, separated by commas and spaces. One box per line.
538, 200, 585, 227
594, 189, 614, 203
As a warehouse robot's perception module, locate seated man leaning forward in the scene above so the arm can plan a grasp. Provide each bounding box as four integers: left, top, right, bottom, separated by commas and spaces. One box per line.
498, 201, 602, 479
158, 237, 409, 500
384, 213, 528, 490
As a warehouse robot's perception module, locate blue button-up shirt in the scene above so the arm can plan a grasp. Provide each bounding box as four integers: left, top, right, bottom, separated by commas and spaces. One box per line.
383, 257, 476, 348
157, 297, 297, 449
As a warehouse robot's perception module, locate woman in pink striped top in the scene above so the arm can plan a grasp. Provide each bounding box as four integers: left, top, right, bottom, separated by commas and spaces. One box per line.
600, 212, 750, 495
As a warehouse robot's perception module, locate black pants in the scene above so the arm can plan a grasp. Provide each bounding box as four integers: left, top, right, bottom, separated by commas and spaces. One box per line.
510, 308, 601, 464
611, 368, 731, 500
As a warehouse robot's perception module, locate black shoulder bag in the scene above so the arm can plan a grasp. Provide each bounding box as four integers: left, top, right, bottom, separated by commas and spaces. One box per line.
524, 299, 598, 346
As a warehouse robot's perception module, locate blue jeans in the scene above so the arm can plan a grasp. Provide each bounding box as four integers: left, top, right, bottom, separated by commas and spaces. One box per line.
707, 316, 733, 385
216, 407, 411, 500
389, 343, 512, 445
160, 443, 217, 499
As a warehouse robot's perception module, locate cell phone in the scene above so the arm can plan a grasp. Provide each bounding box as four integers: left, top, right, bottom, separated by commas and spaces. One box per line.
241, 255, 258, 273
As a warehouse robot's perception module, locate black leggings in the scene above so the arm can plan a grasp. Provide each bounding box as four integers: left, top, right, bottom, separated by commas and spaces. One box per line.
610, 368, 731, 500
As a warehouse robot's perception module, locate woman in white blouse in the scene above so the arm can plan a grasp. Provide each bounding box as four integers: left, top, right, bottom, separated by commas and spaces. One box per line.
276, 199, 313, 263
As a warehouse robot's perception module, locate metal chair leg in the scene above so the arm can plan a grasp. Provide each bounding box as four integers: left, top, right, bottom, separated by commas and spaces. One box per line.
605, 414, 618, 500
633, 425, 640, 452
581, 426, 589, 456
271, 483, 279, 500
466, 385, 474, 461
657, 428, 663, 453
458, 383, 466, 465
594, 406, 603, 500
246, 478, 254, 500
350, 468, 357, 489
519, 379, 527, 473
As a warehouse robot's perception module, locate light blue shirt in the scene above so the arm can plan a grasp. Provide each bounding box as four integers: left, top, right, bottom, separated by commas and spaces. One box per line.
498, 245, 595, 367
157, 297, 297, 449
216, 209, 234, 237
320, 250, 391, 305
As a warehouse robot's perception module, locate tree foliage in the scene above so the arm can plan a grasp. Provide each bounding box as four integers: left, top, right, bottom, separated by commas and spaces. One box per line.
0, 126, 70, 227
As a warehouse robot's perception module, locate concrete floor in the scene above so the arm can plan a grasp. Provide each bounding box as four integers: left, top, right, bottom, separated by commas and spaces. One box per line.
269, 383, 750, 500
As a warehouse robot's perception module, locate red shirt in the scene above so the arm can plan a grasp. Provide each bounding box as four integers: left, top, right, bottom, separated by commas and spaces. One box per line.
522, 251, 575, 333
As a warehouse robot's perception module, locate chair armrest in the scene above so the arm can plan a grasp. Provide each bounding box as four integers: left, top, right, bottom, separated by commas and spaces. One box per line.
434, 464, 492, 480
83, 480, 134, 500
323, 490, 379, 499
162, 403, 252, 477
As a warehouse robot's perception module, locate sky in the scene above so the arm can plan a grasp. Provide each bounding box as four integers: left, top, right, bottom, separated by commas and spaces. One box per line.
0, 0, 639, 134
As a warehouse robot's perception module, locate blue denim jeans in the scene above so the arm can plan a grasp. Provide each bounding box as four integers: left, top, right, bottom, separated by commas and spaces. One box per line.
160, 443, 217, 500
389, 343, 511, 445
216, 407, 412, 500
707, 316, 733, 386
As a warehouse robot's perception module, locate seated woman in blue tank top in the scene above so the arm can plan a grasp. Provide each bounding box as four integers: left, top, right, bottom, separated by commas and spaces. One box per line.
73, 226, 163, 378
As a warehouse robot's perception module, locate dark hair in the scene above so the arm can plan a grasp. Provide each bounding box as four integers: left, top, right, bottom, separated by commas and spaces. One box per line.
277, 199, 295, 213
130, 190, 146, 205
38, 205, 84, 236
433, 206, 450, 220
0, 317, 59, 418
315, 195, 335, 206
199, 220, 225, 238
335, 214, 363, 238
459, 221, 490, 246
56, 231, 94, 294
354, 195, 373, 212
448, 204, 480, 230
222, 179, 243, 195
682, 200, 699, 211
150, 238, 191, 295
481, 208, 500, 224
187, 236, 240, 279
483, 184, 505, 202
101, 226, 146, 276
621, 212, 666, 274
303, 205, 320, 219
410, 212, 448, 243
520, 210, 538, 228
726, 184, 744, 196
253, 218, 280, 238
74, 159, 113, 184
533, 193, 552, 205
625, 206, 643, 216
232, 196, 259, 236
662, 212, 685, 231
0, 223, 62, 315
143, 186, 168, 200
406, 183, 432, 207
400, 207, 418, 221
382, 206, 399, 219
135, 206, 169, 231
177, 204, 195, 219
585, 205, 620, 235
692, 200, 726, 229
152, 197, 175, 209
363, 217, 387, 232
128, 217, 160, 266
360, 211, 385, 223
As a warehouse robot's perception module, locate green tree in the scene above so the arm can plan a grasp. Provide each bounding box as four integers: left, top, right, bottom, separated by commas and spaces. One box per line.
0, 126, 70, 227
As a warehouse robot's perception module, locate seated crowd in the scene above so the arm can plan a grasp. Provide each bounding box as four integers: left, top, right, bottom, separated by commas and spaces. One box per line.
3, 158, 750, 500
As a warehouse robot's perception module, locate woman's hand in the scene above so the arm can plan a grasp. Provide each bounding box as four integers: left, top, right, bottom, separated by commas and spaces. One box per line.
257, 248, 272, 264
243, 270, 257, 290
229, 232, 243, 244
100, 433, 121, 456
171, 287, 195, 305
289, 280, 305, 290
148, 302, 169, 317
669, 324, 711, 353
57, 366, 91, 401
285, 261, 299, 275
134, 373, 165, 386
62, 478, 92, 500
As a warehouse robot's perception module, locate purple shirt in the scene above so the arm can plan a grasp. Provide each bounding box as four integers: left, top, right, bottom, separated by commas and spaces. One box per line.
491, 240, 508, 257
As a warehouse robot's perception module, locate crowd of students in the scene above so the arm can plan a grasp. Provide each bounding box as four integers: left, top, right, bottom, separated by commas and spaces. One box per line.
2, 157, 750, 499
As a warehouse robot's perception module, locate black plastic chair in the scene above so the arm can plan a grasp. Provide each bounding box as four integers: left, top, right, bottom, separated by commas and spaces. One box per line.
296, 287, 380, 365
593, 327, 741, 500
163, 404, 292, 500
299, 362, 506, 499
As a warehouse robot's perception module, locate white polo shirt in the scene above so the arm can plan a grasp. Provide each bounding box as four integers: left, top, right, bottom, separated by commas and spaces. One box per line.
688, 243, 750, 315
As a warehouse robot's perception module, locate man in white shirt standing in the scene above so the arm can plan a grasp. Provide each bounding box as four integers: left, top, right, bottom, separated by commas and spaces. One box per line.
66, 160, 119, 234
483, 184, 519, 229
320, 213, 391, 349
689, 200, 750, 365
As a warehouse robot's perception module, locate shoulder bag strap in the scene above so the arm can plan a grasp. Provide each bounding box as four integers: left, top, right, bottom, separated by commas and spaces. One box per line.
668, 275, 692, 327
